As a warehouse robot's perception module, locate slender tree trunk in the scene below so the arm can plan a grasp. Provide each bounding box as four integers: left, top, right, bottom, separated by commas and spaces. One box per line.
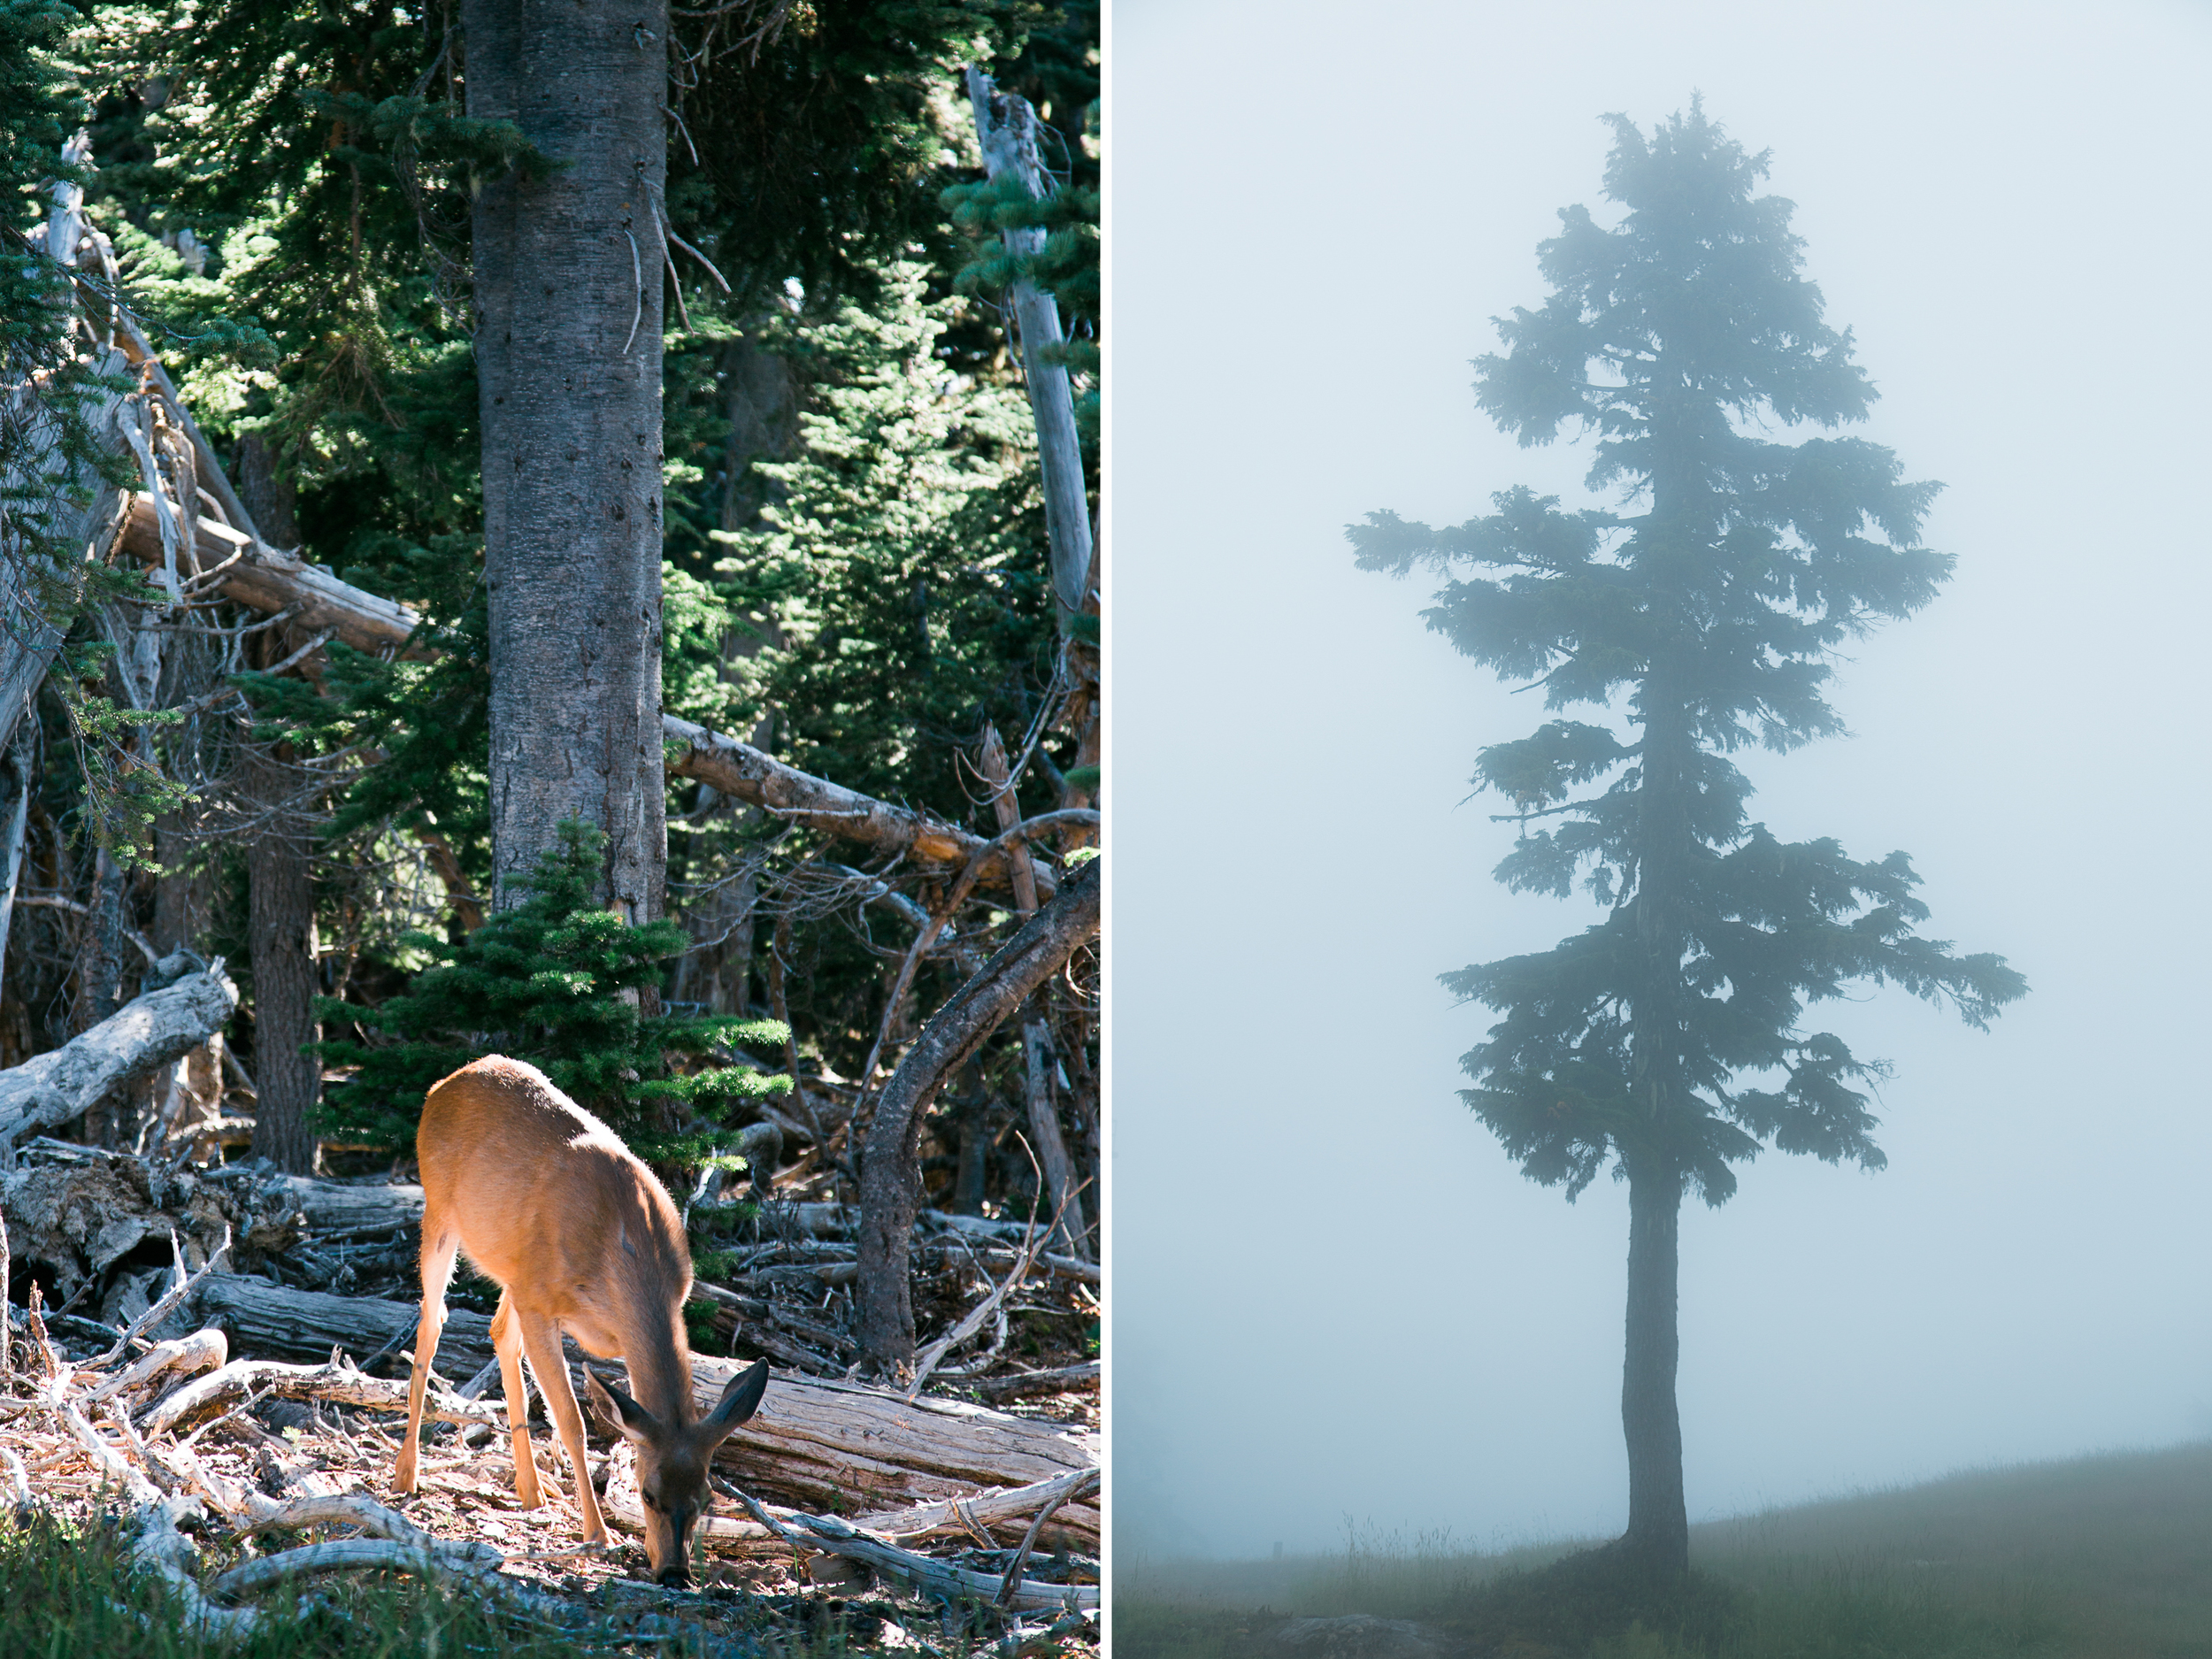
0, 718, 32, 978
1619, 1162, 1687, 1571
964, 69, 1093, 626
466, 0, 671, 926
246, 745, 319, 1175
856, 857, 1100, 1374
1021, 1018, 1089, 1260
1621, 661, 1693, 1571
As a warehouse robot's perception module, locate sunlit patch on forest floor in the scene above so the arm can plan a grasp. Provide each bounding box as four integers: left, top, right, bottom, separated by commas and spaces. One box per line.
0, 1397, 1099, 1657
1115, 1441, 2212, 1658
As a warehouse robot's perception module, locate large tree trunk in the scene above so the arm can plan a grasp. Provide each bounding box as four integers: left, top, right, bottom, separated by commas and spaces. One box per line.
856, 857, 1101, 1374
1619, 1163, 1687, 1572
466, 0, 670, 926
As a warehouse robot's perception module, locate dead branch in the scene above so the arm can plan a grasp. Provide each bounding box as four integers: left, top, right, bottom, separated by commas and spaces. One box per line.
729, 1486, 1095, 1614
0, 964, 237, 1160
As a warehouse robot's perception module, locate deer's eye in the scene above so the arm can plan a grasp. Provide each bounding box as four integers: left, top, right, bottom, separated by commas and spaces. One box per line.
641, 1493, 661, 1512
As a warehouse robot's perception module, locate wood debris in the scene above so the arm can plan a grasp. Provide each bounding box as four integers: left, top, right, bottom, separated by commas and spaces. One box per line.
0, 1138, 1098, 1651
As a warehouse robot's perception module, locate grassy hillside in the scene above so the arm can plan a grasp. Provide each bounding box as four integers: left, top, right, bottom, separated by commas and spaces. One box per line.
1116, 1440, 2212, 1658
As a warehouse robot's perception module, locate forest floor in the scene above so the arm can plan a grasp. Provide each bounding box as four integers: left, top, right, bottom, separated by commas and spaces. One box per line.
0, 1139, 1098, 1657
1115, 1440, 2212, 1659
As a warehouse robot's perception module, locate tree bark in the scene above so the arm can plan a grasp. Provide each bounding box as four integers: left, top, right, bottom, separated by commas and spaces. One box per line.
466, 0, 670, 926
855, 857, 1100, 1373
1619, 1162, 1687, 1572
245, 752, 319, 1174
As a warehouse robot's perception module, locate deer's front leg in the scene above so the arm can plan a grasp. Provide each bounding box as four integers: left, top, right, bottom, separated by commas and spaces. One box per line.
517, 1308, 608, 1546
489, 1292, 542, 1509
394, 1224, 458, 1495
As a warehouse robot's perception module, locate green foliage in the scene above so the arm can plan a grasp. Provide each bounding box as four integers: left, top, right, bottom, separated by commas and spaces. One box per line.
316, 820, 789, 1164
0, 1502, 780, 1657
1352, 102, 2024, 1205
665, 0, 1048, 302
941, 171, 1100, 322
733, 261, 1058, 811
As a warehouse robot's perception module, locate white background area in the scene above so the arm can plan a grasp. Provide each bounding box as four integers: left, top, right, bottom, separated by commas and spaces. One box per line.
1110, 0, 2212, 1557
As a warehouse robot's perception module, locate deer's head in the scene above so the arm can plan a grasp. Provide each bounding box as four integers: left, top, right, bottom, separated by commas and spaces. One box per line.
587, 1358, 770, 1586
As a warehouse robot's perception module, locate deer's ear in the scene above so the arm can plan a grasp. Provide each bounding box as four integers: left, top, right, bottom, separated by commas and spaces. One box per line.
700, 1360, 769, 1448
586, 1370, 659, 1443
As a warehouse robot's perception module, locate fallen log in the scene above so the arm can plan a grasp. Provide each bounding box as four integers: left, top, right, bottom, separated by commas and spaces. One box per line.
0, 963, 238, 1160
732, 1489, 1095, 1615
183, 1271, 1096, 1545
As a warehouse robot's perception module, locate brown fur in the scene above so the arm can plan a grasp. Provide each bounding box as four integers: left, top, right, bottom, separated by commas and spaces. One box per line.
392, 1056, 768, 1584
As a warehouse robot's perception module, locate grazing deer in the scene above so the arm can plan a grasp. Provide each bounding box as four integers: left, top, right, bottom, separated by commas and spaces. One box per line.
392, 1055, 770, 1586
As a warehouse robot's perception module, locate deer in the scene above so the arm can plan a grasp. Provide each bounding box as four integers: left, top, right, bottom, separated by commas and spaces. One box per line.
391, 1054, 771, 1586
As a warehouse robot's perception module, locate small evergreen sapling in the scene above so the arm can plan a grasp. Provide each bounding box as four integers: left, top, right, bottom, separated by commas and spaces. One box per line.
315, 820, 790, 1174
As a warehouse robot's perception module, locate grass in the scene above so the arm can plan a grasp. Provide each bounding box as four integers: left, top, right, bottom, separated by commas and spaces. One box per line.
0, 1504, 908, 1657
1116, 1441, 2212, 1658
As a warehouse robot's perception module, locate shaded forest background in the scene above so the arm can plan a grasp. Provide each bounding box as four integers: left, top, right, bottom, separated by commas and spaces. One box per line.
0, 0, 1100, 1379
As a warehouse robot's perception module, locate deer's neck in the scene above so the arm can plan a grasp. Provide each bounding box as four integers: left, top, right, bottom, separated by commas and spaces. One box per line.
619, 1303, 696, 1429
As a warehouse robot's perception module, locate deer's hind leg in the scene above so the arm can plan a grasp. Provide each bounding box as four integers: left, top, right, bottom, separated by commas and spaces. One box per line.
489, 1290, 543, 1508
517, 1307, 609, 1546
394, 1211, 459, 1494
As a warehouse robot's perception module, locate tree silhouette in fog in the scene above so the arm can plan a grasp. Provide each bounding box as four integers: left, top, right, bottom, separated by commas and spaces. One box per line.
1351, 100, 2026, 1576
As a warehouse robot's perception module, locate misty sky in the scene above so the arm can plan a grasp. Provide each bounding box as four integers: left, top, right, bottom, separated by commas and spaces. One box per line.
1110, 0, 2212, 1560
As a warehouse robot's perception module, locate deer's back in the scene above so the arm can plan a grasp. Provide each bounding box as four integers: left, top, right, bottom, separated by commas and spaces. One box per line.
417, 1056, 691, 1320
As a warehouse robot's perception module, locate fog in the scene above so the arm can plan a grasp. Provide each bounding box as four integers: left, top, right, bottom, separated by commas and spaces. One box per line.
1109, 0, 2212, 1561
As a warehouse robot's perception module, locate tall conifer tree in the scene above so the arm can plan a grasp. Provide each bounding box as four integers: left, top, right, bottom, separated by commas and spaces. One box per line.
1352, 104, 2026, 1574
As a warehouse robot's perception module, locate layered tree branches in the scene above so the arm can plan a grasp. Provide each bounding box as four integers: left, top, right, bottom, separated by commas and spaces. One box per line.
1352, 102, 2025, 1572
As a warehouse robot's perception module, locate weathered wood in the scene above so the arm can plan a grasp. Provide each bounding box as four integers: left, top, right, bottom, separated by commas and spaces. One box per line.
0, 347, 134, 752
964, 68, 1094, 625
112, 494, 424, 657
182, 1271, 1096, 1542
0, 964, 238, 1157
664, 714, 1068, 895
139, 1350, 506, 1438
1023, 1020, 1090, 1261
849, 1464, 1096, 1542
733, 1491, 1095, 1614
0, 717, 35, 976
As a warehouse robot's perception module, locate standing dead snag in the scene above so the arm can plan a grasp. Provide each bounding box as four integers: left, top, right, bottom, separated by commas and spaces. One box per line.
964, 67, 1094, 627
856, 856, 1101, 1373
